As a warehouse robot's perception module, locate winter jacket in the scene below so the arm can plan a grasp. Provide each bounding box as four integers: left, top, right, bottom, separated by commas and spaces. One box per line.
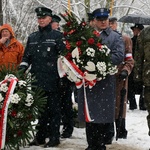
115, 34, 134, 119
134, 26, 150, 86
0, 24, 24, 69
20, 24, 65, 92
77, 27, 124, 123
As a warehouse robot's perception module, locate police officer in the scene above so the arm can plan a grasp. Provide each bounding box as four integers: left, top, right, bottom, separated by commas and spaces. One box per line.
59, 77, 74, 138
50, 14, 74, 138
87, 12, 95, 28
19, 7, 65, 148
77, 8, 124, 150
51, 14, 61, 30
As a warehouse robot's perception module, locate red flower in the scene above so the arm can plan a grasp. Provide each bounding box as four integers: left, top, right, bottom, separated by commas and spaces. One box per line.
66, 40, 71, 50
76, 41, 82, 47
68, 29, 75, 34
97, 43, 102, 49
93, 30, 100, 37
11, 110, 17, 117
63, 32, 68, 36
88, 38, 95, 45
66, 21, 71, 27
65, 53, 72, 60
81, 22, 86, 26
17, 130, 23, 137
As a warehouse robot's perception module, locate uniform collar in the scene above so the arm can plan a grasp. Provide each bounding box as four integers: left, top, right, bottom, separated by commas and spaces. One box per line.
38, 23, 52, 32
101, 27, 112, 36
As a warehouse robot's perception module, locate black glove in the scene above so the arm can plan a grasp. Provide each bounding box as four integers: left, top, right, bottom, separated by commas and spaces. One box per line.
119, 70, 128, 80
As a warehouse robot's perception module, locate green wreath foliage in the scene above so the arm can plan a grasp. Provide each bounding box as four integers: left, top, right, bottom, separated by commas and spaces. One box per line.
0, 66, 47, 150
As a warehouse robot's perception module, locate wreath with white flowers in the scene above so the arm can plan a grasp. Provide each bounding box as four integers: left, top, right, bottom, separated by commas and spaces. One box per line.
0, 66, 46, 150
58, 12, 118, 89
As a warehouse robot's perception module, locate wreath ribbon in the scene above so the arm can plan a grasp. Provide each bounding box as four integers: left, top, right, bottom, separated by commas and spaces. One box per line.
0, 78, 18, 149
58, 56, 94, 122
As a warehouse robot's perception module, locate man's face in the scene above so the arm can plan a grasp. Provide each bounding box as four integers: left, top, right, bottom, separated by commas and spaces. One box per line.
37, 16, 52, 28
89, 20, 96, 28
51, 22, 59, 30
132, 28, 141, 36
1, 29, 11, 39
109, 21, 117, 30
94, 17, 109, 31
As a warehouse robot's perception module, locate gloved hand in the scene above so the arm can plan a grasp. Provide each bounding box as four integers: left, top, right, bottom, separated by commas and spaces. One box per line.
119, 70, 128, 80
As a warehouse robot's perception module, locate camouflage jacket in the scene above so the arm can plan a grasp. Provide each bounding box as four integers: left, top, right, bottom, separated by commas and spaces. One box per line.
134, 26, 150, 86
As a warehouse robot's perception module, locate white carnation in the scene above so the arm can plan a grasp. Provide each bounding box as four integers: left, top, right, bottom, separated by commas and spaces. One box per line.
25, 93, 34, 106
18, 80, 27, 88
5, 74, 16, 80
0, 83, 8, 93
11, 93, 21, 104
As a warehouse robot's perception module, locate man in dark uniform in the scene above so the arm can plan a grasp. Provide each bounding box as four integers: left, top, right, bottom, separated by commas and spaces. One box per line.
19, 7, 65, 148
51, 14, 74, 138
59, 77, 74, 138
51, 14, 61, 30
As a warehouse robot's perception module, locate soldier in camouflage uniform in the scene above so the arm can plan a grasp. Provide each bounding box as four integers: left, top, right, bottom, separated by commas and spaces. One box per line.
134, 26, 150, 136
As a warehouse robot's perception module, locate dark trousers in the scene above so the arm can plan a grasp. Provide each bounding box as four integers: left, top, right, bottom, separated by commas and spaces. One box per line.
61, 85, 74, 129
86, 122, 114, 149
128, 73, 137, 107
36, 91, 61, 141
59, 78, 74, 134
128, 72, 145, 109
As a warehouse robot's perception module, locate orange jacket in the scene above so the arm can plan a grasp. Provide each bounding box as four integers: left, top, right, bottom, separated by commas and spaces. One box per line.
0, 24, 24, 69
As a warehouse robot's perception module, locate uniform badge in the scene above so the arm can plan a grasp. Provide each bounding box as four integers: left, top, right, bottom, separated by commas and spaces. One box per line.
47, 47, 51, 51
39, 8, 41, 12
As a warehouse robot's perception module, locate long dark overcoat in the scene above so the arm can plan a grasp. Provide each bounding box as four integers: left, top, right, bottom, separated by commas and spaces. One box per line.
20, 24, 65, 92
77, 27, 125, 123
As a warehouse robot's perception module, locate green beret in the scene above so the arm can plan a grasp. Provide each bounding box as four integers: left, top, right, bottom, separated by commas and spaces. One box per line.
35, 7, 52, 17
52, 14, 61, 23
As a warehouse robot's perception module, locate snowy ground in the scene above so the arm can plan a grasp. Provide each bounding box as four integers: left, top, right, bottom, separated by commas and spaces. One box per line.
21, 95, 150, 150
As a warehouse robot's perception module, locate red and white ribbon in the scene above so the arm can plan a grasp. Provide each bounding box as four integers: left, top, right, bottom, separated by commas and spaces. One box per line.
83, 80, 94, 122
59, 56, 95, 122
0, 78, 18, 149
125, 53, 133, 61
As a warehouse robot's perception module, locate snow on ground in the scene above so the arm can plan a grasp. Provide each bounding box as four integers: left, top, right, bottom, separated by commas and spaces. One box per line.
21, 95, 150, 150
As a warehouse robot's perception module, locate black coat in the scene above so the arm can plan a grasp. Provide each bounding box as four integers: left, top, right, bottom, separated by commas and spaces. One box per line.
21, 24, 65, 91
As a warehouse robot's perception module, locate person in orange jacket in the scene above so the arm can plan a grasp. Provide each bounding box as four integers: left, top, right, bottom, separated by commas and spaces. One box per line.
0, 24, 24, 70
